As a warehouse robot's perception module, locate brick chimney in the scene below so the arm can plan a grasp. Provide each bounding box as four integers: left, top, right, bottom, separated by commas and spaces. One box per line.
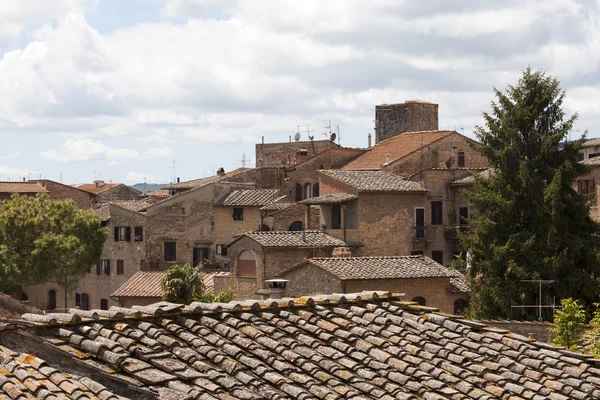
217, 167, 225, 176
265, 279, 288, 299
94, 180, 105, 188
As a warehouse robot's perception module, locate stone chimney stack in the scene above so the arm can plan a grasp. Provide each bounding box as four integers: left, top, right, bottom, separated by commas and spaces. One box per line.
368, 133, 372, 148
265, 279, 288, 299
375, 100, 438, 144
216, 167, 226, 176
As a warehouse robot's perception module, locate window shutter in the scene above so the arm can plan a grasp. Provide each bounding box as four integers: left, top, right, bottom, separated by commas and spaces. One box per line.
125, 227, 131, 242
313, 183, 320, 197
592, 180, 596, 194
295, 183, 302, 201
114, 227, 119, 241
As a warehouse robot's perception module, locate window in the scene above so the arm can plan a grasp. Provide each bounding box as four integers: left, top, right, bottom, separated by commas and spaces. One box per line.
216, 245, 228, 256
412, 296, 426, 306
457, 152, 466, 167
237, 250, 256, 277
101, 259, 111, 275
134, 226, 143, 241
47, 290, 56, 310
578, 179, 595, 195
113, 226, 131, 242
578, 152, 585, 161
289, 221, 304, 231
117, 260, 125, 275
415, 208, 425, 239
305, 183, 313, 199
331, 205, 342, 229
313, 183, 320, 197
181, 207, 186, 215
295, 183, 303, 201
431, 201, 443, 225
193, 247, 209, 266
164, 242, 177, 262
233, 208, 244, 221
432, 250, 443, 265
101, 221, 108, 227
75, 293, 81, 308
81, 293, 89, 310
458, 207, 469, 232
454, 299, 469, 315
100, 299, 109, 310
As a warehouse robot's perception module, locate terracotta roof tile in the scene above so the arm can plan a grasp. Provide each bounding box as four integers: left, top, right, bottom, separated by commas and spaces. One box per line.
279, 255, 460, 280
451, 168, 495, 186
321, 170, 426, 192
0, 182, 47, 194
77, 182, 121, 194
163, 168, 250, 190
582, 138, 600, 148
343, 130, 455, 170
260, 201, 296, 212
8, 291, 600, 399
228, 230, 347, 248
300, 193, 358, 204
111, 271, 165, 298
217, 189, 282, 207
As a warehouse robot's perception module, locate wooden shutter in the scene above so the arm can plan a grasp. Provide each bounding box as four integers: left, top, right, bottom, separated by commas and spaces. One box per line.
125, 227, 131, 242
114, 227, 119, 241
295, 183, 302, 201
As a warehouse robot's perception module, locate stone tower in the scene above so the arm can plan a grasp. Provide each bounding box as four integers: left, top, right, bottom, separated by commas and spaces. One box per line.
375, 100, 439, 144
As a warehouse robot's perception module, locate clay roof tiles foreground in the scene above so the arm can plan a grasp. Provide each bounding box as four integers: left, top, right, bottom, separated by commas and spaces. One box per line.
0, 182, 47, 194
342, 130, 455, 170
227, 230, 347, 248
321, 170, 426, 192
278, 255, 464, 281
4, 291, 600, 399
0, 344, 121, 399
217, 189, 282, 207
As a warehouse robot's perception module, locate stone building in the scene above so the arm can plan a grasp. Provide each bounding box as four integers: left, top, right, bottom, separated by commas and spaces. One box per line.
78, 180, 141, 202
222, 231, 351, 298
255, 137, 341, 168
260, 201, 320, 231
24, 202, 147, 311
302, 170, 429, 256
32, 179, 95, 209
163, 168, 258, 196
375, 100, 439, 143
576, 158, 600, 221
0, 182, 48, 200
276, 255, 469, 314
3, 291, 599, 399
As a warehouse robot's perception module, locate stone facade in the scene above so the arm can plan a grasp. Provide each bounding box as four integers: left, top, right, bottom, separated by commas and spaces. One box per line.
24, 204, 147, 311
375, 100, 439, 143
33, 179, 95, 209
94, 184, 141, 202
255, 139, 340, 168
574, 163, 600, 221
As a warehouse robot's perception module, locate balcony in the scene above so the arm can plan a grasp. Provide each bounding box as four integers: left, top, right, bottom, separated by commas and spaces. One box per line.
444, 225, 470, 240
411, 225, 437, 241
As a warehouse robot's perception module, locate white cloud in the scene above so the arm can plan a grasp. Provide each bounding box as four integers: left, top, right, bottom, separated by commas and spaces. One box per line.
124, 171, 156, 183
41, 138, 172, 163
0, 151, 21, 160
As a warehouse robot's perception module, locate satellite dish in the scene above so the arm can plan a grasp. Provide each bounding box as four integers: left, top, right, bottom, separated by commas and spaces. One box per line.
330, 133, 336, 142
294, 132, 301, 142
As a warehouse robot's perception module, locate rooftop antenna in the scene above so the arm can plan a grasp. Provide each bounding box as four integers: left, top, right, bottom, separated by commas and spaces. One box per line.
170, 160, 182, 184
337, 126, 340, 145
239, 152, 249, 169
59, 172, 63, 183
511, 279, 557, 321
143, 177, 147, 196
306, 124, 314, 140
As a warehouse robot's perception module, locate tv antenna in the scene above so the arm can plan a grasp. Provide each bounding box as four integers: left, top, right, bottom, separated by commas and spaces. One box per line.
511, 279, 558, 321
170, 160, 182, 183
306, 124, 314, 141
238, 152, 249, 169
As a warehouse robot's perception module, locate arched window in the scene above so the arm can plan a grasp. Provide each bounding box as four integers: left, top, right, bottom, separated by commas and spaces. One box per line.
48, 290, 56, 310
289, 221, 304, 231
313, 183, 320, 197
22, 293, 28, 301
295, 183, 302, 201
412, 296, 426, 306
305, 183, 313, 199
75, 293, 81, 308
237, 250, 256, 277
81, 293, 89, 310
454, 298, 469, 315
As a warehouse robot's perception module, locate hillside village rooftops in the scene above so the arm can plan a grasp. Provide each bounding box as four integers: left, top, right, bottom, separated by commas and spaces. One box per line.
321, 170, 426, 192
217, 189, 283, 207
277, 255, 462, 281
0, 182, 48, 194
342, 130, 455, 170
3, 290, 600, 399
163, 168, 250, 190
226, 230, 347, 248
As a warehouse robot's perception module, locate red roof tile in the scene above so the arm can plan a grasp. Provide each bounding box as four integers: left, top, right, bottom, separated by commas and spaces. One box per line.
77, 182, 121, 194
342, 130, 455, 170
111, 271, 165, 298
0, 182, 47, 194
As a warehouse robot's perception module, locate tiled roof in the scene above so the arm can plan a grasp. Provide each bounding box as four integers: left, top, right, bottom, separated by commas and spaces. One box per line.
583, 157, 600, 166
111, 271, 165, 298
321, 170, 426, 192
163, 168, 250, 190
204, 271, 230, 293
109, 198, 155, 212
0, 182, 47, 194
77, 182, 121, 194
227, 230, 347, 248
343, 130, 455, 170
259, 201, 296, 212
217, 189, 282, 207
0, 345, 121, 399
582, 138, 600, 148
451, 168, 495, 186
6, 291, 600, 399
278, 255, 460, 280
147, 189, 170, 198
449, 274, 470, 293
300, 193, 358, 204
93, 204, 111, 222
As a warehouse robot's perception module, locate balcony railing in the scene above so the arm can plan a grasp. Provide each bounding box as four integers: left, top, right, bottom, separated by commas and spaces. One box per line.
411, 225, 436, 241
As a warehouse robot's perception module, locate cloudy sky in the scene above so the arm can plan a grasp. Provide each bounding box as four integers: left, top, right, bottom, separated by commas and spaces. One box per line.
1, 0, 599, 184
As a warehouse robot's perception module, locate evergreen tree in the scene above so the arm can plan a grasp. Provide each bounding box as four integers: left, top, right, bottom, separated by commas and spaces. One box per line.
463, 67, 600, 319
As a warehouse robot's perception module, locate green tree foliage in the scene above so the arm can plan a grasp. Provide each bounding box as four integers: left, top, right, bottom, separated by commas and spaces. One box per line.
162, 264, 204, 304
463, 67, 600, 319
196, 289, 234, 303
0, 194, 107, 299
550, 298, 587, 350
588, 303, 600, 357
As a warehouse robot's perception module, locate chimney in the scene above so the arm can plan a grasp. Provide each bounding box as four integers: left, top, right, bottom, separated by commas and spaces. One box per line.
368, 133, 372, 148
22, 177, 26, 182
177, 177, 180, 183
384, 153, 390, 165
216, 167, 225, 176
265, 279, 288, 299
300, 230, 306, 242
332, 247, 352, 258
94, 180, 105, 188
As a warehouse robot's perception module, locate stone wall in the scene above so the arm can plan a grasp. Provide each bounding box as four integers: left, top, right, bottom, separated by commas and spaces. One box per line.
255, 139, 340, 168
482, 321, 554, 343
280, 263, 343, 297
574, 165, 600, 221
24, 205, 147, 310
34, 180, 95, 209
375, 101, 438, 143
96, 184, 141, 202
